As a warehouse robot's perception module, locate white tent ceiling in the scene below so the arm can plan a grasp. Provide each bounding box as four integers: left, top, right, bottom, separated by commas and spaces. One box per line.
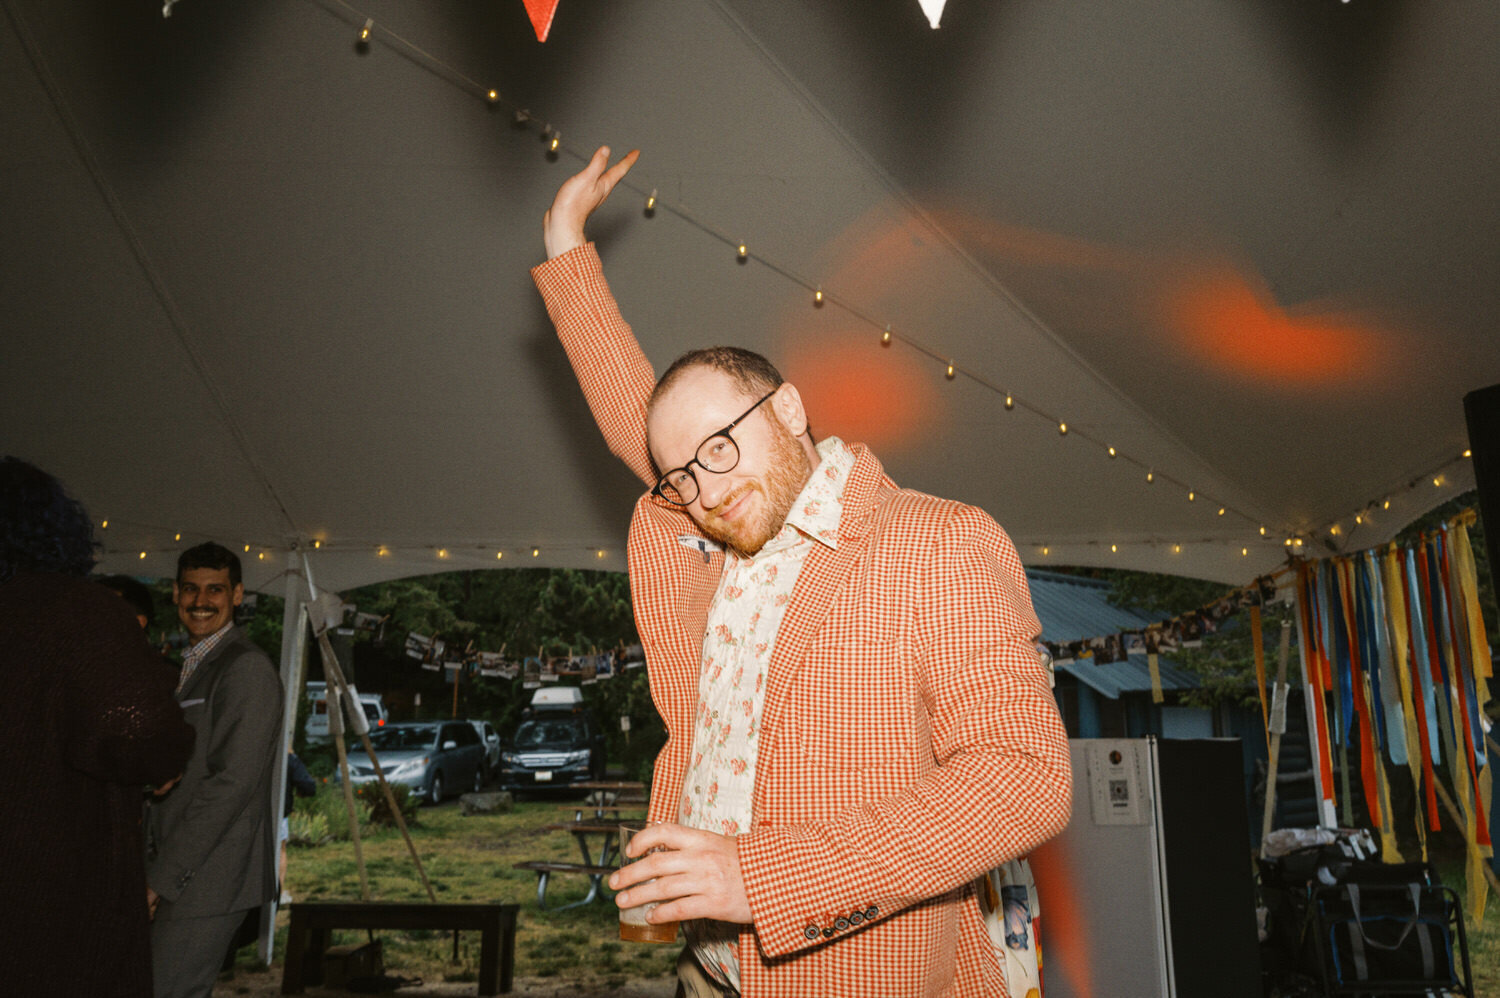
2, 0, 1494, 594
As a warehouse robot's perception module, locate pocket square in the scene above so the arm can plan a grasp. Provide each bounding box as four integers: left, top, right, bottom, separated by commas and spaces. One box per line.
678, 535, 722, 563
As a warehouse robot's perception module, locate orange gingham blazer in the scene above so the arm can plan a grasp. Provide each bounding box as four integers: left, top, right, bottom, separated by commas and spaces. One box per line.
533, 245, 1072, 997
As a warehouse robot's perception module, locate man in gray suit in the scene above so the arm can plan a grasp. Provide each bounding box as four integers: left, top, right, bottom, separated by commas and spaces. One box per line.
147, 542, 284, 998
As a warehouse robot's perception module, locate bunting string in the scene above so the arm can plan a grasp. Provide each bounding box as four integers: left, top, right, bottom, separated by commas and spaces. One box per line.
1293, 508, 1494, 921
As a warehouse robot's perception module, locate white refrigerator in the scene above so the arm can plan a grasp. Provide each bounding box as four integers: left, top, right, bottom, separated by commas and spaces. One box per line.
1030, 737, 1262, 998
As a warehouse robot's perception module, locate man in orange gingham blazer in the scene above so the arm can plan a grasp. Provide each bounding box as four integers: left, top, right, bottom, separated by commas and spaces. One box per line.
531, 148, 1071, 998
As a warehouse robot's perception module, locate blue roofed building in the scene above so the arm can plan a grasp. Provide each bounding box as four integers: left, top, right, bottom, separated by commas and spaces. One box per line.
1027, 569, 1214, 740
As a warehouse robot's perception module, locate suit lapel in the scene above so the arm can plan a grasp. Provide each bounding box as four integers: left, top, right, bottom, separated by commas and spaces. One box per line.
179, 626, 240, 701
756, 447, 886, 773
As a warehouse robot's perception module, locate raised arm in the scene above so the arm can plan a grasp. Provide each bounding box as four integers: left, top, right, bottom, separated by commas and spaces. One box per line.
532, 147, 660, 486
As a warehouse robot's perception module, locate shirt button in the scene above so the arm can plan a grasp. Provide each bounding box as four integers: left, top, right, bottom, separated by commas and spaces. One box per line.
804, 926, 821, 940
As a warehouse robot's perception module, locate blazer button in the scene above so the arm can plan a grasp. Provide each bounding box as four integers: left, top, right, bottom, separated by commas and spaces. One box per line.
822, 927, 834, 938
804, 926, 821, 941
848, 911, 864, 925
865, 905, 879, 920
834, 918, 849, 931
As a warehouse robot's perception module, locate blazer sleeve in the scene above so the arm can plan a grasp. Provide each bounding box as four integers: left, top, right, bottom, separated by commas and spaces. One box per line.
531, 243, 659, 486
737, 506, 1073, 958
148, 646, 284, 902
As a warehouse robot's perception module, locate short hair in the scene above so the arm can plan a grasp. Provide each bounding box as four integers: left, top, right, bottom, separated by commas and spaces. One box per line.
97, 574, 155, 622
0, 457, 97, 583
177, 541, 242, 588
649, 346, 785, 416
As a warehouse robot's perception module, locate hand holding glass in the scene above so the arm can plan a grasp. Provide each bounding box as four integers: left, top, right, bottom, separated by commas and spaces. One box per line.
617, 823, 681, 943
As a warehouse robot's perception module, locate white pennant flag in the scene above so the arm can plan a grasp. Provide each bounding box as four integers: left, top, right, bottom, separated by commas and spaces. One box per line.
918, 0, 947, 29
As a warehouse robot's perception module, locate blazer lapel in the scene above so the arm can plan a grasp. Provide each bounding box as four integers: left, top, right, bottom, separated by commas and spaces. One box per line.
755, 447, 886, 776
178, 626, 240, 701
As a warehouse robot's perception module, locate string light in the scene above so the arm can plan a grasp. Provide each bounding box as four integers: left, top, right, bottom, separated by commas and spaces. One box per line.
496, 550, 504, 560
139, 551, 147, 560
377, 545, 390, 557
1241, 547, 1249, 557
258, 551, 266, 560
1187, 490, 1195, 502
437, 548, 449, 559
596, 549, 606, 559
532, 547, 541, 558
315, 10, 1476, 565
1354, 514, 1364, 525
1463, 448, 1472, 458
313, 539, 322, 549
244, 544, 250, 552
1329, 525, 1341, 536
1041, 546, 1050, 556
101, 519, 108, 529
1110, 544, 1118, 553
1173, 544, 1181, 554
174, 532, 181, 541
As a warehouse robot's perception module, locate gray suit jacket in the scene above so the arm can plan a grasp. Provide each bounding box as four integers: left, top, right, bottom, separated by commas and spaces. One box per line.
147, 625, 284, 919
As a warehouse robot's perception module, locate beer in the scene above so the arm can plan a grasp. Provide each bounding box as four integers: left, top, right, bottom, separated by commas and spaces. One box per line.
618, 906, 680, 943
618, 823, 681, 943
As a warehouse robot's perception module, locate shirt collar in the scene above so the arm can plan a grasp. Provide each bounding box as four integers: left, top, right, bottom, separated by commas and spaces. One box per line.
777, 435, 856, 552
185, 621, 234, 666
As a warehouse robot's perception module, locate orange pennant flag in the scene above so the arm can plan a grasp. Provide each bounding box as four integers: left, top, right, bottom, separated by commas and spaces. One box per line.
523, 0, 560, 42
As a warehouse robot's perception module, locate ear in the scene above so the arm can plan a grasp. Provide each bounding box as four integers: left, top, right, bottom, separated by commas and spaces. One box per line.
172, 582, 180, 601
232, 582, 245, 607
771, 382, 810, 437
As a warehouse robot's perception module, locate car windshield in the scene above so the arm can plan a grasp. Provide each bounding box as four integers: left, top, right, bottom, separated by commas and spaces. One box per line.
514, 719, 585, 750
366, 725, 436, 750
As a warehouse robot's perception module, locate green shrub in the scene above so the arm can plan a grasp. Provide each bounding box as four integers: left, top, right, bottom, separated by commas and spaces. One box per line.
356, 781, 422, 827
287, 810, 331, 846
295, 785, 370, 841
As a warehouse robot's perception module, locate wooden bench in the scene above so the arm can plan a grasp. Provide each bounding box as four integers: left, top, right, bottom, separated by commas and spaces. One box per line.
513, 859, 619, 910
281, 901, 518, 995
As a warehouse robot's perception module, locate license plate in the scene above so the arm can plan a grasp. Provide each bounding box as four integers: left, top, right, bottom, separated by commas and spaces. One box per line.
535, 771, 552, 782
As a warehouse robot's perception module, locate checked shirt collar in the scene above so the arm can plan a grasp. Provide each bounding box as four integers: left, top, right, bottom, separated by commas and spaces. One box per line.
177, 621, 233, 695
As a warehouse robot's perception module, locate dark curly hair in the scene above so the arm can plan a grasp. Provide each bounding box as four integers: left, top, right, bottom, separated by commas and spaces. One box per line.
0, 457, 99, 583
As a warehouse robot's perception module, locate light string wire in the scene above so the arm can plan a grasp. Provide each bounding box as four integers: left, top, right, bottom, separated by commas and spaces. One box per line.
157, 0, 1465, 566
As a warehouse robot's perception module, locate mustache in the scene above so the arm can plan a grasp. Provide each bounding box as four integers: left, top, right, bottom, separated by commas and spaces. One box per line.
705, 483, 758, 519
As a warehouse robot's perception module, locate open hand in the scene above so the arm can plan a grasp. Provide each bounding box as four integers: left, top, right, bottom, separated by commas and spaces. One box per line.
543, 146, 641, 259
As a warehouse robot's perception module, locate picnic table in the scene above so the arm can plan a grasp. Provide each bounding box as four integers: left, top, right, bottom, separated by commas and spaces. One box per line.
513, 782, 650, 909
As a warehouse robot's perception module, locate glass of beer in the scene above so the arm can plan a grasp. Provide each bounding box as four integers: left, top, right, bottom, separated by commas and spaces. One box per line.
617, 823, 680, 943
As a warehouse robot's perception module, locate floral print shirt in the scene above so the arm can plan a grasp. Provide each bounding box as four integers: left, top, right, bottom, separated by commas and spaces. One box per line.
680, 436, 855, 990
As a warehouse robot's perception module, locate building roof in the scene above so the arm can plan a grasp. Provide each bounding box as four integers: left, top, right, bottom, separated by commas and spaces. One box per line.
1026, 569, 1200, 700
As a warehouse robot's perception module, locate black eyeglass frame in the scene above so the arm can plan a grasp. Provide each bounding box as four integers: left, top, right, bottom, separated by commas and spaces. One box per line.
650, 388, 779, 506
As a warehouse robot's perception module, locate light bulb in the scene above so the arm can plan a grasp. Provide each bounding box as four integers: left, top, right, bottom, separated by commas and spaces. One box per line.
1004, 394, 1014, 410
1107, 446, 1117, 458
882, 325, 891, 346
737, 242, 747, 260
1242, 547, 1249, 556
359, 19, 372, 42
1058, 421, 1068, 436
596, 550, 606, 559
646, 189, 656, 211
1173, 544, 1181, 554
1217, 507, 1225, 516
1187, 490, 1195, 502
244, 544, 250, 552
1146, 470, 1154, 484
174, 532, 181, 541
139, 551, 147, 560
1041, 546, 1050, 556
813, 286, 823, 305
548, 132, 560, 153
1259, 526, 1267, 536
101, 520, 108, 529
532, 548, 540, 558
437, 548, 449, 559
946, 362, 956, 380
1110, 544, 1118, 553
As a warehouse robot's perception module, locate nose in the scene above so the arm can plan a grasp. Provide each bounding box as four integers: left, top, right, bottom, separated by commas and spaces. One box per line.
696, 468, 731, 510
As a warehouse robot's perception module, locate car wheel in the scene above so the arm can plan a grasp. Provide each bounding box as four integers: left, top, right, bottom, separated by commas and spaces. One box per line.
428, 772, 444, 806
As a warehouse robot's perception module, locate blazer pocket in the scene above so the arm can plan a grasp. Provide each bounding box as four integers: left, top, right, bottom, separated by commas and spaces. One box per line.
789, 641, 917, 770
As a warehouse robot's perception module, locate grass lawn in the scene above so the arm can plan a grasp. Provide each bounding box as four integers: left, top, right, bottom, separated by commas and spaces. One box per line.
236, 791, 678, 991
232, 789, 1500, 994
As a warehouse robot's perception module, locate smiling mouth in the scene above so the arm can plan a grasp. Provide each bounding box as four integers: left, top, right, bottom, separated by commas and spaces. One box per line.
712, 487, 755, 523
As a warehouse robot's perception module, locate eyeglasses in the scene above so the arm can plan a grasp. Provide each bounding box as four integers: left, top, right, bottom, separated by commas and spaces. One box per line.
651, 389, 778, 506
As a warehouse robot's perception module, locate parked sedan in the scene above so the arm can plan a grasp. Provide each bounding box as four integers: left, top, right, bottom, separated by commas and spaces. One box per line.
338, 721, 485, 805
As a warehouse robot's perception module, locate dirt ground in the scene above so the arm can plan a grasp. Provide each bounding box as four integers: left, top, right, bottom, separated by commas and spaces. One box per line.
212, 966, 676, 997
